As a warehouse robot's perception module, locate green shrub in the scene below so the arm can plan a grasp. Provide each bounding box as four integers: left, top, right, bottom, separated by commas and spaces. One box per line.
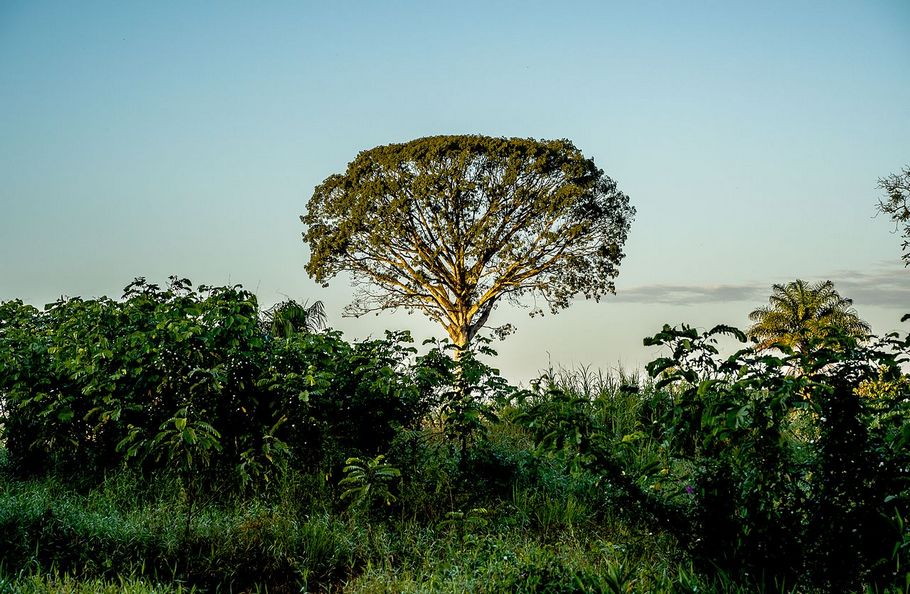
0, 278, 434, 491
636, 323, 910, 591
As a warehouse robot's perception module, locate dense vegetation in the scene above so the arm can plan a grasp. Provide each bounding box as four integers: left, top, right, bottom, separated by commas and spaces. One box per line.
1, 278, 909, 592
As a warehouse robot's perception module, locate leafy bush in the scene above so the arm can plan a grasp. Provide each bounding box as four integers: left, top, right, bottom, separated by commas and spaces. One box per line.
339, 454, 401, 513
512, 321, 910, 591
0, 278, 432, 490
637, 323, 909, 590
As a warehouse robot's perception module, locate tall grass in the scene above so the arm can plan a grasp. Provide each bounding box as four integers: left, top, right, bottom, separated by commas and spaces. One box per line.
0, 471, 364, 592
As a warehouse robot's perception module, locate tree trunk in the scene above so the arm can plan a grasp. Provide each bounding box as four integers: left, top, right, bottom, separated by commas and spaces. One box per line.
446, 318, 471, 356
445, 298, 495, 355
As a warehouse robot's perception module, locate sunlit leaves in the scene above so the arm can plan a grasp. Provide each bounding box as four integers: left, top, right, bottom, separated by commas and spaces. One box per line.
302, 135, 634, 347
747, 280, 870, 356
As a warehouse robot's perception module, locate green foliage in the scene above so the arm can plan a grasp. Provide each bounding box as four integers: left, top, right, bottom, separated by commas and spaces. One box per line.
877, 165, 910, 265
0, 474, 362, 593
0, 278, 280, 482
3, 277, 909, 592
0, 571, 200, 594
509, 319, 910, 591
515, 384, 594, 465
636, 322, 910, 591
302, 134, 634, 347
415, 336, 510, 466
747, 279, 870, 353
260, 298, 326, 338
339, 455, 401, 513
0, 278, 429, 488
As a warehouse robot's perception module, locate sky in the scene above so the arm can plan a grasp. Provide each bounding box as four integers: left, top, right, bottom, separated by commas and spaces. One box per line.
1, 1, 909, 384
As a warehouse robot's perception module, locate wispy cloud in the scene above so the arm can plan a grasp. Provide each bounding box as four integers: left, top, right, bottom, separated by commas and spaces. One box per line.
828, 267, 910, 309
611, 283, 766, 305
611, 266, 910, 308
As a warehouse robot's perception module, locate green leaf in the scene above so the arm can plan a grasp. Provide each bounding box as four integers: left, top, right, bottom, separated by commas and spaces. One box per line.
696, 379, 722, 397
645, 357, 676, 377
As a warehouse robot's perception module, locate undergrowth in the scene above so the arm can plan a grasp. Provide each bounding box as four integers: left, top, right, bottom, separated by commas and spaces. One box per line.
2, 281, 909, 592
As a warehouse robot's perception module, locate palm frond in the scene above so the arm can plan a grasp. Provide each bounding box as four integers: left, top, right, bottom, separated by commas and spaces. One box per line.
261, 299, 327, 338
747, 280, 869, 353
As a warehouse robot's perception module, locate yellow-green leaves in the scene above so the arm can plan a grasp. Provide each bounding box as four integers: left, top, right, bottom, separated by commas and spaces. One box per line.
302, 134, 633, 349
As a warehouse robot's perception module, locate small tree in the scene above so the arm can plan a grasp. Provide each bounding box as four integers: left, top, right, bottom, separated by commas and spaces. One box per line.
339, 454, 401, 513
747, 280, 870, 353
260, 299, 326, 338
877, 165, 910, 265
302, 135, 634, 350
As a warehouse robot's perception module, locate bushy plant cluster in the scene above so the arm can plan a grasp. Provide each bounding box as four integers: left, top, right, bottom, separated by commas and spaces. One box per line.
0, 278, 428, 489
640, 324, 910, 591
513, 324, 910, 591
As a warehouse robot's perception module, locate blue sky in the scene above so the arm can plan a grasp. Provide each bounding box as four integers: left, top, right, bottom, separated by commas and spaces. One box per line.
2, 1, 909, 383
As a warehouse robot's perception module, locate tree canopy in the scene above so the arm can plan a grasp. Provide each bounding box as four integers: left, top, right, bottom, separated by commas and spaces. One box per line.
302, 135, 634, 348
747, 279, 870, 352
877, 165, 910, 265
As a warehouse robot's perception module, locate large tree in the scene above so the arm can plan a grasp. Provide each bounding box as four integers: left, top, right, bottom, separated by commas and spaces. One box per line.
877, 165, 910, 265
747, 279, 870, 353
302, 135, 634, 349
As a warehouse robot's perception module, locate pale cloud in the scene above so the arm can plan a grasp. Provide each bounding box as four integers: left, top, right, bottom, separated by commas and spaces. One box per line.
828, 267, 910, 309
611, 283, 767, 305
611, 267, 910, 308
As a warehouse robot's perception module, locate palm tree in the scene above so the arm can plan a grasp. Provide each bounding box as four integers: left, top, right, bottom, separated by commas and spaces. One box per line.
747, 280, 870, 353
261, 299, 326, 338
